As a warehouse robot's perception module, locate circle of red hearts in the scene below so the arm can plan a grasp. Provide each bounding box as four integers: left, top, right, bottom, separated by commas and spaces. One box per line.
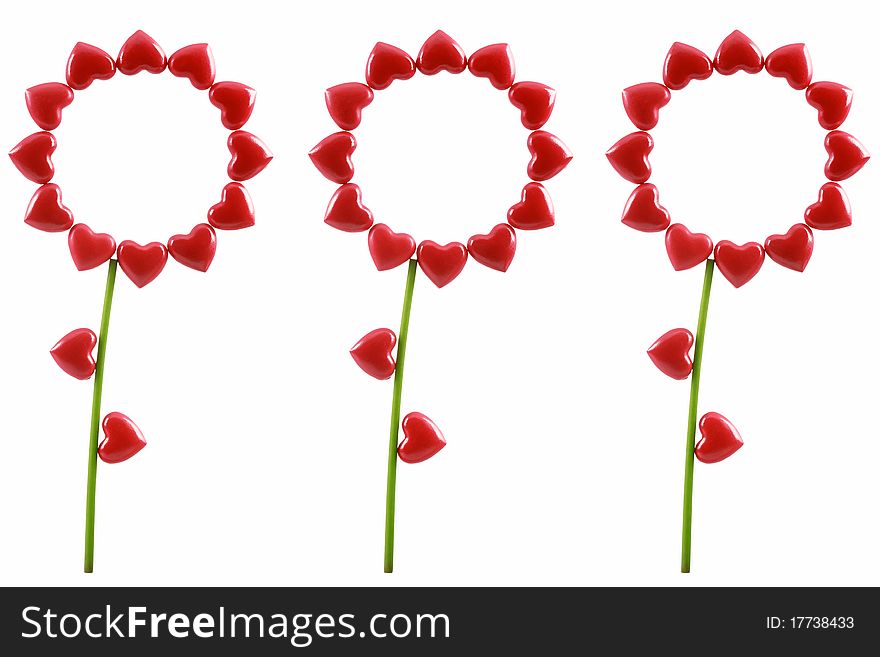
607, 30, 870, 288
311, 30, 573, 288
9, 30, 272, 288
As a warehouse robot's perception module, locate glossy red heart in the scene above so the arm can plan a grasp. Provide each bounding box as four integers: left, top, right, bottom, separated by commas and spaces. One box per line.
68, 224, 116, 271
467, 224, 516, 272
25, 83, 74, 131
309, 132, 356, 184
713, 30, 763, 75
66, 42, 116, 90
621, 82, 671, 130
398, 412, 446, 464
508, 82, 556, 130
99, 412, 147, 464
507, 183, 554, 230
621, 184, 670, 233
468, 43, 515, 90
606, 132, 653, 184
764, 223, 813, 272
695, 412, 743, 464
824, 130, 870, 181
325, 82, 374, 131
116, 30, 166, 75
117, 240, 168, 288
647, 328, 694, 380
663, 42, 713, 90
665, 223, 712, 270
209, 81, 257, 130
805, 82, 853, 130
168, 43, 215, 90
765, 43, 812, 90
324, 183, 373, 232
527, 131, 573, 182
24, 184, 73, 232
168, 223, 216, 272
227, 131, 272, 181
350, 328, 397, 380
368, 224, 416, 271
416, 30, 467, 75
50, 328, 97, 380
713, 240, 765, 288
9, 132, 56, 184
804, 183, 851, 230
417, 240, 468, 288
366, 42, 416, 90
208, 182, 255, 230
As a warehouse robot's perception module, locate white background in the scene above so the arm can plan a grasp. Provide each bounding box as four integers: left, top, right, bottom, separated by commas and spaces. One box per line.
0, 0, 877, 587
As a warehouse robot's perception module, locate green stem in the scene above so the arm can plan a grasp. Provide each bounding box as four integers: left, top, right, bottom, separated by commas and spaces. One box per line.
84, 258, 118, 574
384, 259, 418, 573
681, 258, 714, 574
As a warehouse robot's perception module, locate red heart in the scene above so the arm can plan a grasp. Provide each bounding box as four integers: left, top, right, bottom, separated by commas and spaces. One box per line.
66, 42, 116, 90
647, 328, 694, 380
208, 183, 255, 230
366, 42, 416, 90
508, 82, 556, 130
806, 82, 852, 130
527, 130, 573, 182
309, 132, 356, 184
398, 412, 446, 464
168, 43, 215, 90
621, 82, 670, 131
621, 184, 670, 233
765, 43, 812, 90
24, 184, 73, 233
209, 81, 257, 130
168, 223, 217, 272
606, 132, 653, 184
227, 130, 272, 181
9, 131, 56, 184
764, 223, 813, 272
824, 130, 870, 181
507, 183, 554, 230
117, 30, 166, 75
25, 83, 74, 131
350, 328, 397, 380
99, 412, 147, 464
68, 224, 116, 271
663, 42, 713, 90
50, 328, 97, 380
117, 240, 168, 288
713, 30, 763, 75
804, 183, 851, 230
416, 30, 467, 75
324, 82, 374, 131
665, 223, 713, 270
325, 183, 373, 232
368, 224, 416, 271
714, 240, 765, 288
467, 224, 516, 272
417, 240, 468, 288
468, 43, 515, 90
696, 412, 743, 464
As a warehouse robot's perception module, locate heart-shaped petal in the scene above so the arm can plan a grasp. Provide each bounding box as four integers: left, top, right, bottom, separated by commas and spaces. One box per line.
714, 240, 765, 288
804, 183, 851, 230
227, 131, 272, 181
209, 81, 256, 130
309, 132, 356, 184
621, 82, 671, 130
824, 130, 870, 181
398, 412, 446, 464
366, 42, 416, 90
713, 30, 763, 75
696, 412, 743, 464
25, 83, 74, 130
621, 184, 670, 233
66, 42, 116, 90
663, 42, 713, 90
117, 240, 168, 288
24, 184, 73, 232
416, 240, 468, 288
468, 43, 515, 90
168, 223, 217, 272
99, 412, 147, 464
606, 132, 653, 184
527, 130, 572, 181
507, 183, 554, 230
665, 223, 713, 270
765, 43, 812, 90
467, 223, 516, 272
368, 224, 416, 271
168, 43, 215, 90
208, 182, 255, 230
647, 328, 694, 380
508, 82, 556, 130
50, 328, 97, 380
764, 223, 813, 272
9, 131, 56, 183
416, 30, 467, 75
68, 224, 116, 271
805, 81, 853, 130
325, 82, 374, 130
350, 328, 397, 380
325, 183, 373, 233
116, 30, 167, 75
